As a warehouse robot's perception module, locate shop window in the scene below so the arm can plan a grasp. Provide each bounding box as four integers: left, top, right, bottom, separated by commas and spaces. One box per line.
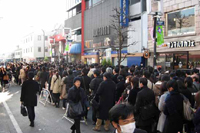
167, 7, 195, 36
38, 47, 41, 52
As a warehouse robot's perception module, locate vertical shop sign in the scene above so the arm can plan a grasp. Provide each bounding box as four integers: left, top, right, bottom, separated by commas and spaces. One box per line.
121, 0, 129, 27
156, 25, 164, 46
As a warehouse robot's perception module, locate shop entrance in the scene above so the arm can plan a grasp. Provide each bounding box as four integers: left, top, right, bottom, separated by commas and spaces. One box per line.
157, 51, 189, 71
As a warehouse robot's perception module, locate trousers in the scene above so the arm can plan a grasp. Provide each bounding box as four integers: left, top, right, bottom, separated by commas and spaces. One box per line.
26, 106, 35, 122
71, 119, 81, 133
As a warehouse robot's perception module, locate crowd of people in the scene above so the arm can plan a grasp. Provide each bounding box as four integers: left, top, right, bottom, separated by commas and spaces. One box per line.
1, 61, 200, 133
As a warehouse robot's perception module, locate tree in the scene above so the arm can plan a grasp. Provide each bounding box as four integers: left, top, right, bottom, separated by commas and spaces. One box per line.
110, 8, 137, 68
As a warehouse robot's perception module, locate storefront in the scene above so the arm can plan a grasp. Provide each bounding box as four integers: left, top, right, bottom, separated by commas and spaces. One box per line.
156, 40, 200, 70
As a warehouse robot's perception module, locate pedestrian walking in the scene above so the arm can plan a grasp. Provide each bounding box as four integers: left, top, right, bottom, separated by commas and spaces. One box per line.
20, 72, 39, 127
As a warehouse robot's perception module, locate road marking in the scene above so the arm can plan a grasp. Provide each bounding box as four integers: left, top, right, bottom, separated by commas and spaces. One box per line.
3, 101, 23, 133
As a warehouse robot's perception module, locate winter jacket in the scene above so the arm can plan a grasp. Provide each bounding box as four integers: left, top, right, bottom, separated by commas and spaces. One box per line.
50, 74, 62, 94
89, 76, 103, 95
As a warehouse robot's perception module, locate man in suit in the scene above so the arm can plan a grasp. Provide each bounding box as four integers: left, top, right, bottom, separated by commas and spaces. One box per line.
20, 72, 39, 127
109, 104, 147, 133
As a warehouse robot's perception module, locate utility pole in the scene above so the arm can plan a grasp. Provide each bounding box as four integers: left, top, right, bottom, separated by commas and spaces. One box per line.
153, 12, 158, 69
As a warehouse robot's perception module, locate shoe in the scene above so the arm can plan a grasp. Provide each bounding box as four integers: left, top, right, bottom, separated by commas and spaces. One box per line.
62, 107, 66, 110
29, 122, 34, 127
93, 127, 100, 132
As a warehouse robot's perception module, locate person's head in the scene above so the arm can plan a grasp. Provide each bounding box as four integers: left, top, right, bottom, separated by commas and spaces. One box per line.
28, 72, 34, 80
42, 66, 46, 72
161, 74, 170, 82
129, 67, 135, 74
177, 80, 185, 91
160, 81, 168, 94
90, 64, 94, 69
62, 71, 68, 77
125, 75, 133, 84
81, 68, 88, 76
192, 68, 199, 74
184, 77, 193, 88
170, 72, 176, 80
109, 104, 135, 133
130, 77, 139, 89
139, 78, 148, 88
117, 75, 124, 82
195, 91, 200, 109
191, 75, 199, 82
106, 67, 113, 74
103, 72, 112, 81
93, 70, 100, 78
143, 71, 151, 79
113, 67, 120, 75
101, 67, 106, 74
167, 80, 179, 92
68, 69, 73, 75
73, 77, 81, 88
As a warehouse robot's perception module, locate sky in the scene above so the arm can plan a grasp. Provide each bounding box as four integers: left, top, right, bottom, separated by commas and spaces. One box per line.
0, 0, 66, 54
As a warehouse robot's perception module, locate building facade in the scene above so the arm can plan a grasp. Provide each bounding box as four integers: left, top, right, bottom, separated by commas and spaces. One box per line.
64, 0, 148, 66
21, 30, 51, 62
148, 0, 200, 70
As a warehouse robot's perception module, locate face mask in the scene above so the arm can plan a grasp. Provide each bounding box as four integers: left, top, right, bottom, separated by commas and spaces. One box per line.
119, 122, 136, 133
125, 79, 128, 83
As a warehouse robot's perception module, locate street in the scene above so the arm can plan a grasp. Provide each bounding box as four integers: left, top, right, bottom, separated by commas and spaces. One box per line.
0, 83, 113, 133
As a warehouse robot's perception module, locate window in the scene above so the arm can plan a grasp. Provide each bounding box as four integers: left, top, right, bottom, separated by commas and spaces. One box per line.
38, 47, 41, 52
38, 35, 41, 41
167, 8, 195, 36
130, 0, 140, 5
76, 29, 82, 35
73, 8, 76, 16
45, 47, 48, 52
45, 36, 48, 41
68, 10, 72, 18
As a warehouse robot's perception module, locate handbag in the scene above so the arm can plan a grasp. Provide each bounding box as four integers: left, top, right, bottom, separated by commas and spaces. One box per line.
182, 95, 194, 121
3, 75, 9, 81
20, 104, 27, 117
67, 101, 84, 118
91, 97, 99, 110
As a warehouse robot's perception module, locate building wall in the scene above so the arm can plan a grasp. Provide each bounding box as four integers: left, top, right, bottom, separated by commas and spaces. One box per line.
84, 0, 120, 44
65, 13, 82, 30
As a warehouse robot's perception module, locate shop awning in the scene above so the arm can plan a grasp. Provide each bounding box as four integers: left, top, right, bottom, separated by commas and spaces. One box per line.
69, 43, 81, 54
50, 34, 66, 43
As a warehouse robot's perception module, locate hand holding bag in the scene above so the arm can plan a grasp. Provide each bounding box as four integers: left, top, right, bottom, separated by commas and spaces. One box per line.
20, 104, 27, 117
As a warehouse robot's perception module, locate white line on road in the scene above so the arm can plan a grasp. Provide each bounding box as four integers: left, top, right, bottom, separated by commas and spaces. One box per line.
3, 101, 23, 133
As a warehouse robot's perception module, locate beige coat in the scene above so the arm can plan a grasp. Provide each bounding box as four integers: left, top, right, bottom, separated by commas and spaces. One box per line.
20, 69, 26, 79
60, 77, 67, 99
50, 75, 62, 94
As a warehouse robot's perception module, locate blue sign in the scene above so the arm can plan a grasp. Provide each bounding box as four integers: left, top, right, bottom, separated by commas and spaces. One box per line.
121, 0, 129, 27
157, 21, 164, 26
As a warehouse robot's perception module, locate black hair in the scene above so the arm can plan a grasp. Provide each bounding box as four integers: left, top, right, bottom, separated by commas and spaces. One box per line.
82, 68, 88, 75
109, 103, 134, 124
68, 70, 73, 75
177, 80, 186, 91
101, 67, 106, 73
114, 67, 120, 74
193, 68, 199, 74
130, 77, 139, 89
143, 71, 151, 79
28, 72, 34, 80
167, 80, 179, 91
160, 81, 168, 94
184, 77, 193, 87
139, 77, 148, 86
62, 71, 68, 77
90, 64, 94, 68
130, 67, 135, 73
93, 70, 100, 77
103, 72, 112, 79
161, 74, 170, 82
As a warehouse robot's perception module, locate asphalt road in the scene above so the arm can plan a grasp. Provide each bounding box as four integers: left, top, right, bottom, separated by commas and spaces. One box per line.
0, 83, 114, 133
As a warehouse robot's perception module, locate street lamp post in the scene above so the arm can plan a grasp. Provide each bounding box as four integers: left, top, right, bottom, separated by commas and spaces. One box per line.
41, 29, 45, 59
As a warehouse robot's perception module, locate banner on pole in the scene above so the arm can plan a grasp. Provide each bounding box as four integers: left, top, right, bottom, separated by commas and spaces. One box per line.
156, 25, 164, 46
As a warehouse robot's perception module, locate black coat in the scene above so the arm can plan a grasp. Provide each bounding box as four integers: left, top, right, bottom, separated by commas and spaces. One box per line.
134, 86, 156, 127
40, 71, 48, 88
112, 74, 119, 84
163, 91, 184, 133
64, 75, 75, 92
128, 87, 141, 106
115, 80, 125, 102
20, 79, 39, 106
96, 79, 116, 120
89, 76, 103, 95
79, 75, 91, 95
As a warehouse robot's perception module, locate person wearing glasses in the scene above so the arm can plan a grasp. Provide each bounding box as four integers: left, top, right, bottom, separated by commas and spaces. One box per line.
109, 103, 147, 133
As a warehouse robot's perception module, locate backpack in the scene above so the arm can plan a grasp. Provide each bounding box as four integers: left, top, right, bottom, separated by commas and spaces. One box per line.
182, 94, 194, 121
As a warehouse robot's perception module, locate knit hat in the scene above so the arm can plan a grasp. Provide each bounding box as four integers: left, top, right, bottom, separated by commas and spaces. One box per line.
73, 77, 81, 83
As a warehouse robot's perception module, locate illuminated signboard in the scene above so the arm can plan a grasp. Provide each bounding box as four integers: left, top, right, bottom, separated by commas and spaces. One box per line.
121, 0, 129, 27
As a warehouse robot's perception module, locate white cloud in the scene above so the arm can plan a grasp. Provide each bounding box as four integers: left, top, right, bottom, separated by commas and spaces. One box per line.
0, 0, 66, 53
